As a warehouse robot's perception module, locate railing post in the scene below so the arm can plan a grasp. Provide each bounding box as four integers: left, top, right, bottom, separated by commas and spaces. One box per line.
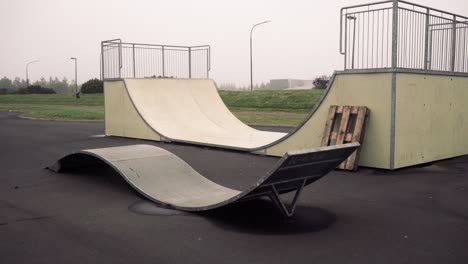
132, 44, 136, 78
206, 48, 210, 79
188, 47, 192, 78
451, 15, 457, 72
428, 29, 433, 70
162, 46, 165, 77
344, 14, 348, 69
99, 53, 102, 80
391, 0, 399, 69
339, 8, 347, 70
424, 8, 430, 70
350, 16, 356, 69
101, 42, 105, 80
118, 41, 122, 79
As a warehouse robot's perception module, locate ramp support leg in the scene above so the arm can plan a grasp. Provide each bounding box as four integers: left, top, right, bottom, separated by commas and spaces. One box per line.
269, 179, 307, 218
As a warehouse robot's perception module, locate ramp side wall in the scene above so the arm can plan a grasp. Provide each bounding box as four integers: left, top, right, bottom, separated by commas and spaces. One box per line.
394, 73, 468, 169
104, 81, 161, 141
265, 73, 393, 169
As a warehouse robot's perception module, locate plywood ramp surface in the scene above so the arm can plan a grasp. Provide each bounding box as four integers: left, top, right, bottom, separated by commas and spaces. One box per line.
48, 143, 359, 216
125, 79, 286, 149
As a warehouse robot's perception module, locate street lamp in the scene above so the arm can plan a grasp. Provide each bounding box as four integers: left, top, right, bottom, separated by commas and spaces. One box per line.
250, 20, 271, 91
26, 60, 40, 87
70, 57, 78, 98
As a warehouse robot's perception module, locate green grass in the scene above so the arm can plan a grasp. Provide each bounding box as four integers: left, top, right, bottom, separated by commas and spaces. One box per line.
219, 89, 324, 111
0, 93, 103, 106
0, 89, 324, 125
0, 104, 104, 120
233, 110, 309, 127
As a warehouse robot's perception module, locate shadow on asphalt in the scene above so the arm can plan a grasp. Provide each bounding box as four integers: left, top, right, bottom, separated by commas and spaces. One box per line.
52, 163, 336, 235
200, 200, 336, 235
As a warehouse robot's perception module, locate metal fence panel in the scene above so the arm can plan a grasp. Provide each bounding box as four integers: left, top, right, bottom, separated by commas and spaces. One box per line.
340, 0, 468, 73
101, 39, 211, 80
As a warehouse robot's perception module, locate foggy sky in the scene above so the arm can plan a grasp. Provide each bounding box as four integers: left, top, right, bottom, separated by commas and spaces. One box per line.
1, 0, 467, 86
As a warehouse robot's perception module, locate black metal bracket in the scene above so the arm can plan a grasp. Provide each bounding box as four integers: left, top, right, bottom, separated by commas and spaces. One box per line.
269, 179, 307, 218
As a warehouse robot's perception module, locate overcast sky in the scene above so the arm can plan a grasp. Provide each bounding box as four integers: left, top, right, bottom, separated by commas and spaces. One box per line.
1, 0, 467, 86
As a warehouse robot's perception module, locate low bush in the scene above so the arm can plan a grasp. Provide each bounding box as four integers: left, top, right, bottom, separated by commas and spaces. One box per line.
80, 79, 103, 93
313, 75, 331, 89
17, 85, 56, 94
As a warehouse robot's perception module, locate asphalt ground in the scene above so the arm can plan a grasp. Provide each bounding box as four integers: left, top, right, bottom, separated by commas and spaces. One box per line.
1, 111, 467, 264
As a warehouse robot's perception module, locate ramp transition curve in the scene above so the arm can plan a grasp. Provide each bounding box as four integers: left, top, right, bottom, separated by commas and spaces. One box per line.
48, 143, 359, 217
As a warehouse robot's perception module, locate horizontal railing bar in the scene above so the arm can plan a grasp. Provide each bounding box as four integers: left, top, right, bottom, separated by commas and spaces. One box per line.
119, 47, 209, 53
104, 45, 210, 51
101, 38, 122, 43
345, 7, 392, 16
429, 21, 468, 27
341, 0, 393, 11
398, 0, 468, 20
189, 45, 211, 49
398, 7, 466, 23
430, 26, 468, 32
341, 1, 468, 21
102, 41, 210, 49
397, 7, 434, 17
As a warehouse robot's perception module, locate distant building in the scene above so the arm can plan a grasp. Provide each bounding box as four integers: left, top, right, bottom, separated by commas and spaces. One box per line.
269, 79, 314, 90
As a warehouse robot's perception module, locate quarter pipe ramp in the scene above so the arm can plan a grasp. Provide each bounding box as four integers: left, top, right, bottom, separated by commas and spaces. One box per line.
106, 78, 286, 149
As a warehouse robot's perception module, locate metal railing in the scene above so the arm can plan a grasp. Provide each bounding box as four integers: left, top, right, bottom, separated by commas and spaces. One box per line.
101, 39, 211, 80
340, 0, 468, 73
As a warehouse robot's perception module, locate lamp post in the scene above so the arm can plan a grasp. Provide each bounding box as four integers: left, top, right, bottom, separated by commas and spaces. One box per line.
70, 57, 78, 98
250, 20, 271, 91
26, 60, 40, 87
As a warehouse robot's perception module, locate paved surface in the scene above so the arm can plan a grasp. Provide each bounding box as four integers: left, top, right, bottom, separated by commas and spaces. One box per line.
1, 111, 467, 264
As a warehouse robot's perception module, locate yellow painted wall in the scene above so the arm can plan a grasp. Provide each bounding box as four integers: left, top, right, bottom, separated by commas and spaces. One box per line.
394, 73, 468, 168
104, 81, 161, 141
104, 81, 123, 136
265, 73, 393, 169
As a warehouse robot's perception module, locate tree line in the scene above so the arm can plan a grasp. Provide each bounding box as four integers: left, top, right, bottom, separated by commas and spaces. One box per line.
219, 82, 272, 91
218, 75, 331, 91
0, 76, 76, 94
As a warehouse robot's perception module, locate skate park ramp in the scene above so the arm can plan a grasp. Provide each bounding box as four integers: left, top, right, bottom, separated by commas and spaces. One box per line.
105, 71, 468, 170
108, 78, 286, 149
48, 143, 359, 216
105, 74, 388, 168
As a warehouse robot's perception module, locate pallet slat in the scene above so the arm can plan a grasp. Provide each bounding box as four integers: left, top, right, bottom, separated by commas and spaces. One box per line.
321, 105, 338, 146
336, 106, 351, 169
344, 107, 368, 170
321, 105, 369, 171
336, 106, 351, 145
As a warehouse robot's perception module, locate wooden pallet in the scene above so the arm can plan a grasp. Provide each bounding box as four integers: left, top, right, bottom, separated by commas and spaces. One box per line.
321, 105, 369, 171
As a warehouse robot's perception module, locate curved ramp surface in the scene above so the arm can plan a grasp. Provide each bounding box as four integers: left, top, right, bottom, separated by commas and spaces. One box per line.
48, 143, 359, 217
125, 79, 286, 149
104, 73, 389, 168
